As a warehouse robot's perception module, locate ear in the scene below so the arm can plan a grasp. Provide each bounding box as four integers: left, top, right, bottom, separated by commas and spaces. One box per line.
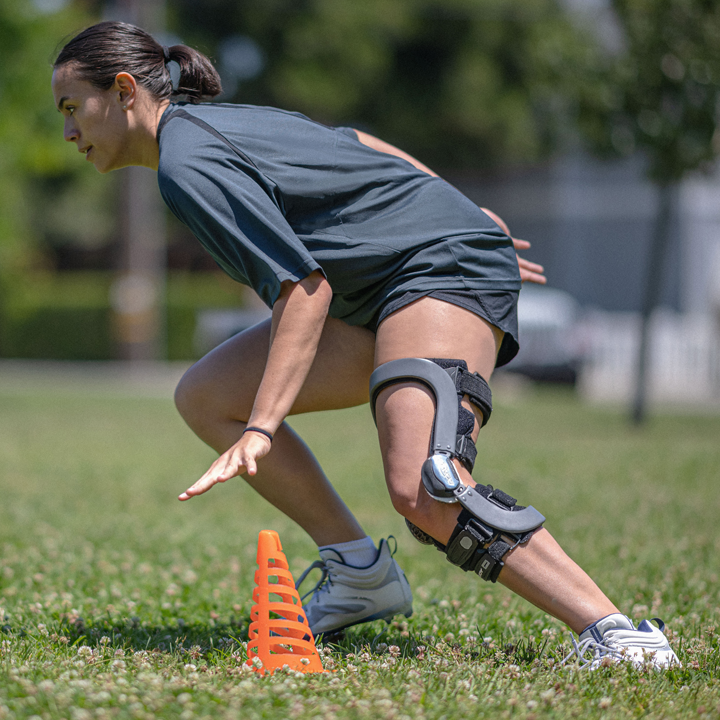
114, 72, 138, 110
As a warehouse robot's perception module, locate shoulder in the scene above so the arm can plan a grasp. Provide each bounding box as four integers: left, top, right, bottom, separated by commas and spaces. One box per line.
157, 105, 247, 191
160, 101, 321, 137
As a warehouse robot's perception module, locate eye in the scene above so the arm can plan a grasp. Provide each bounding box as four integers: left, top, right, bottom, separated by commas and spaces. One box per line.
67, 107, 75, 116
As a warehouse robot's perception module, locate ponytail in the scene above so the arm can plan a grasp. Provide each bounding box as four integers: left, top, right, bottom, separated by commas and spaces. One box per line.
164, 44, 222, 103
54, 21, 222, 103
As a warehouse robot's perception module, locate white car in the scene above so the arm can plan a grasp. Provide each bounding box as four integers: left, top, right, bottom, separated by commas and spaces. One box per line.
505, 286, 584, 383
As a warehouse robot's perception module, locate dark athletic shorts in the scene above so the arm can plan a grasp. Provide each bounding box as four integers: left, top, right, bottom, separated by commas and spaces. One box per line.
367, 288, 520, 368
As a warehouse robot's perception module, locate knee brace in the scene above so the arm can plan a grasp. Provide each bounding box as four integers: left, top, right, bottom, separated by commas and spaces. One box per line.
370, 357, 492, 472
369, 357, 545, 583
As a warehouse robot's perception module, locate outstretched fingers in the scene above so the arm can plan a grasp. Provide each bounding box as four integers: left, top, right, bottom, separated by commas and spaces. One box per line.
512, 238, 546, 285
178, 452, 243, 501
178, 433, 271, 501
517, 256, 547, 284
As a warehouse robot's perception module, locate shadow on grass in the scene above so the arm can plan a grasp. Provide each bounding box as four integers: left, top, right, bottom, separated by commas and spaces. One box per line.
319, 623, 549, 667
3, 614, 553, 668
53, 615, 250, 658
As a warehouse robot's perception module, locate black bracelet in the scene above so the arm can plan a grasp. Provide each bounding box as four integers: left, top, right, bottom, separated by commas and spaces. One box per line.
243, 426, 274, 443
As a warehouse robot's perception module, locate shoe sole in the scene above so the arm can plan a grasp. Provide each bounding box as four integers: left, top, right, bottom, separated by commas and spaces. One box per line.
312, 604, 413, 637
626, 648, 681, 668
589, 648, 681, 670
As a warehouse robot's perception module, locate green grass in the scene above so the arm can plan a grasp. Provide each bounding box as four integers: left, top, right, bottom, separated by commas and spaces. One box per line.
1, 380, 719, 719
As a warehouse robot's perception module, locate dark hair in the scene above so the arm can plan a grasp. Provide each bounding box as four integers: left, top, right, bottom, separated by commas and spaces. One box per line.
54, 21, 222, 103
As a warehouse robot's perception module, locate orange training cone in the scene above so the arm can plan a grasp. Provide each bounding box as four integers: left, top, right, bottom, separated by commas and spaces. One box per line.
246, 530, 326, 675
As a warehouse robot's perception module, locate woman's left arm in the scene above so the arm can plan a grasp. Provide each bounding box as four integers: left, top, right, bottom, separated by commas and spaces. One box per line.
353, 131, 546, 285
481, 207, 547, 285
179, 270, 331, 500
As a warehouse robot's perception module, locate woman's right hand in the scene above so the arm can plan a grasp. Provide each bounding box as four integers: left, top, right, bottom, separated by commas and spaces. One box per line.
178, 431, 272, 501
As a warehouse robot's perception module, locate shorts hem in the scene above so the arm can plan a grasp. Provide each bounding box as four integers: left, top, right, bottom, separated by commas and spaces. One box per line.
369, 288, 520, 368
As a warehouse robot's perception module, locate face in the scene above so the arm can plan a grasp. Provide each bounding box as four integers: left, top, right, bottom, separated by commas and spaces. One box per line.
51, 64, 134, 174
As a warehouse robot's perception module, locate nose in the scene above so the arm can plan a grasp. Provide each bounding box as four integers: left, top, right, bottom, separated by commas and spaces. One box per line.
64, 118, 79, 143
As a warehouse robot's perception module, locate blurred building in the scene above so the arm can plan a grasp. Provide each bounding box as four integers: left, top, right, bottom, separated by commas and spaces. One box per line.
451, 155, 720, 406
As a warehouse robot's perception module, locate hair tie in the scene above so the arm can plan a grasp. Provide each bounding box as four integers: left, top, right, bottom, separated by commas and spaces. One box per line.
162, 45, 171, 63
243, 426, 274, 443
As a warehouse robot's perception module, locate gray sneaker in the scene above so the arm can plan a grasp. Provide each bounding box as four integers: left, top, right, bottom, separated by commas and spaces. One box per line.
296, 537, 413, 635
562, 613, 680, 669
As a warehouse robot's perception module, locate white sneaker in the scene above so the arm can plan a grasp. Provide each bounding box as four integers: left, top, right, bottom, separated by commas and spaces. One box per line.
562, 614, 680, 669
296, 537, 413, 635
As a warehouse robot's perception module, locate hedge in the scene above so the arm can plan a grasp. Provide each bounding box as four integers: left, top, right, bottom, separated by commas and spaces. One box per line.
0, 271, 248, 361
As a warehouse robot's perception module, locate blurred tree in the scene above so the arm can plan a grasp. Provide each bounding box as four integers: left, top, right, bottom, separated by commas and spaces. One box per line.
574, 0, 720, 423
0, 0, 94, 348
171, 0, 597, 169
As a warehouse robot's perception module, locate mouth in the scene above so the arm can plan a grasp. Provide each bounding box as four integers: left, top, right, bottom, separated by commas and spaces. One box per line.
80, 146, 93, 160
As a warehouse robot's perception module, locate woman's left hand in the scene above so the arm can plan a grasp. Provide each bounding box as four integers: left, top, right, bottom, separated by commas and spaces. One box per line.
480, 207, 547, 285
178, 431, 272, 500
513, 238, 546, 285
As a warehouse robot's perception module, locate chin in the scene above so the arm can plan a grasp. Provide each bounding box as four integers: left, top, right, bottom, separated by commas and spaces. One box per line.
91, 153, 121, 174
99, 158, 132, 174
92, 158, 113, 174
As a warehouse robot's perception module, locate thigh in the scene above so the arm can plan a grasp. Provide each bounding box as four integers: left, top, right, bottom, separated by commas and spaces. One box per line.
374, 295, 503, 378
179, 314, 376, 420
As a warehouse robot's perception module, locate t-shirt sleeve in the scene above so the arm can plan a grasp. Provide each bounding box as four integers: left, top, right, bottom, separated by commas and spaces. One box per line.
335, 126, 359, 140
158, 127, 322, 308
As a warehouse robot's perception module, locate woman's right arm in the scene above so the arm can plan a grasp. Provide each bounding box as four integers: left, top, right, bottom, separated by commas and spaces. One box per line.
178, 270, 332, 500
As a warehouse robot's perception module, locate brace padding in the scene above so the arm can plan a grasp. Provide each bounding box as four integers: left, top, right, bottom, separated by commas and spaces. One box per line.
405, 518, 435, 545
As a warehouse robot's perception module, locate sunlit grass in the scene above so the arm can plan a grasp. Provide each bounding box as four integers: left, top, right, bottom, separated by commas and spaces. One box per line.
1, 379, 719, 718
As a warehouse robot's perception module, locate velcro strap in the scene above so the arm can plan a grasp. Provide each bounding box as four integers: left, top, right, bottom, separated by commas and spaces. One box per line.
488, 488, 516, 508
488, 539, 511, 561
456, 369, 492, 427
455, 435, 477, 472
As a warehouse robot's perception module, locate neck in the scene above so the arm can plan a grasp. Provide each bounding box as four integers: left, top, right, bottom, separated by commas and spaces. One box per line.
129, 98, 171, 171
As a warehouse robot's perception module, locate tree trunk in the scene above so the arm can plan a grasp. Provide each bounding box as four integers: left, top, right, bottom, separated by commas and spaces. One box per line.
631, 181, 678, 424
106, 0, 168, 362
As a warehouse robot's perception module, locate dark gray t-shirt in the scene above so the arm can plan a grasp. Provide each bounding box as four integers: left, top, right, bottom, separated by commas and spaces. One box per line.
157, 102, 521, 326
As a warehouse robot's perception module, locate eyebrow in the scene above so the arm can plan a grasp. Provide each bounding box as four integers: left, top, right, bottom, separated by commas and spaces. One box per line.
57, 96, 70, 112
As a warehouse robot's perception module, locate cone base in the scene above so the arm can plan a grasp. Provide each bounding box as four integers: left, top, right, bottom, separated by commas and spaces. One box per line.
246, 653, 326, 676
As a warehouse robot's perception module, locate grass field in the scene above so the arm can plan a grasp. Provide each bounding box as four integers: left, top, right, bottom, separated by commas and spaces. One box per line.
1, 374, 719, 719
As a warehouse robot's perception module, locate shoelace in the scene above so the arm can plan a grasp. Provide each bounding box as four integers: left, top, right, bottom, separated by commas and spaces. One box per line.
294, 537, 397, 604
559, 635, 626, 669
295, 560, 336, 602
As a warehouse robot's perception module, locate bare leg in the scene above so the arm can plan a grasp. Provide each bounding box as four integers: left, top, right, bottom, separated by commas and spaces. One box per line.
175, 316, 376, 547
374, 297, 618, 634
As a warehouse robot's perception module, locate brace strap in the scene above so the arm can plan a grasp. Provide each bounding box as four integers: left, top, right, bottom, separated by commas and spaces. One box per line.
426, 359, 492, 471
455, 436, 477, 472
406, 479, 540, 583
434, 360, 493, 428
445, 509, 512, 582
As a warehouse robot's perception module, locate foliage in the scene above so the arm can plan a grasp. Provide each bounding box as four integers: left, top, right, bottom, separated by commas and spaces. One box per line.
575, 0, 720, 182
172, 0, 599, 169
1, 385, 719, 717
0, 271, 245, 361
0, 0, 93, 279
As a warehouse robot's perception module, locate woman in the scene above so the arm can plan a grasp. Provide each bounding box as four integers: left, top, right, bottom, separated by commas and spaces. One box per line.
52, 21, 677, 668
